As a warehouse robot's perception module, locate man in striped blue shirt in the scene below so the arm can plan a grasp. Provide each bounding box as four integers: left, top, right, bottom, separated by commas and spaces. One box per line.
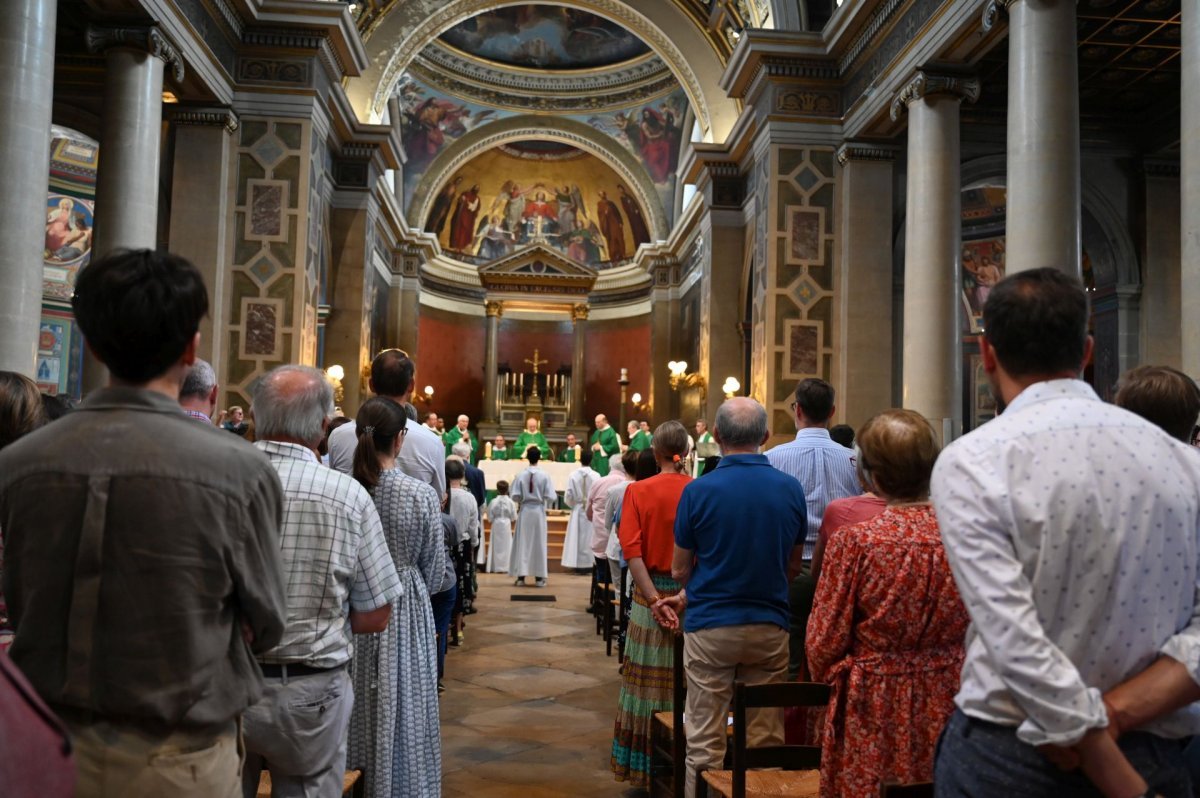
765, 378, 859, 676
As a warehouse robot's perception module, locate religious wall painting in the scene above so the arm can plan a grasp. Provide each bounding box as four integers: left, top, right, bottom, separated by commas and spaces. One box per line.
969, 354, 997, 430
44, 193, 93, 271
37, 310, 82, 398
397, 75, 498, 192
961, 237, 1006, 331
439, 6, 650, 70
426, 145, 649, 266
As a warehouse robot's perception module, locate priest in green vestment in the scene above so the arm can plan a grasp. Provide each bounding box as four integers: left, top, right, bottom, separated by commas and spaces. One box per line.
512, 417, 552, 460
694, 418, 714, 446
444, 414, 476, 460
488, 434, 510, 461
557, 433, 580, 462
589, 414, 621, 477
628, 420, 652, 451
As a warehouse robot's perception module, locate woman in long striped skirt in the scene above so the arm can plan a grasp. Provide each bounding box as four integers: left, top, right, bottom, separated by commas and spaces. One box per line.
611, 422, 693, 786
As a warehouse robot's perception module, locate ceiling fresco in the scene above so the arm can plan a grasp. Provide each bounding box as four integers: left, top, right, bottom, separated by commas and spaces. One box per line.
423, 144, 652, 267
438, 5, 651, 70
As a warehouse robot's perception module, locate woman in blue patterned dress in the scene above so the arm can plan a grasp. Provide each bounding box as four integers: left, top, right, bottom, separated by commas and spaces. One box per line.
348, 397, 445, 797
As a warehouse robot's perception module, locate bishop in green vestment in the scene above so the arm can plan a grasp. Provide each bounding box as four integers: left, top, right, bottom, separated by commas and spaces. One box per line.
444, 414, 477, 460
513, 417, 552, 460
557, 433, 580, 462
628, 420, 652, 451
589, 414, 621, 477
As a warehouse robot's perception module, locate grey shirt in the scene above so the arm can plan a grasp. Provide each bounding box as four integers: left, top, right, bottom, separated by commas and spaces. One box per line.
0, 387, 287, 734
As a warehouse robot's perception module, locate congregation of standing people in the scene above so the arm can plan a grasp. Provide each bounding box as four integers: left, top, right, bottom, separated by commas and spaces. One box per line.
2, 249, 1200, 798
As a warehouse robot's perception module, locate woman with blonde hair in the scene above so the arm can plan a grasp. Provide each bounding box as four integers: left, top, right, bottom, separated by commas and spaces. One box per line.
611, 420, 692, 787
807, 409, 969, 797
347, 397, 445, 798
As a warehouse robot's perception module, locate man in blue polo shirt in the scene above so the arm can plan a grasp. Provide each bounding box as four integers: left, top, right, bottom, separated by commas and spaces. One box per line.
654, 397, 807, 798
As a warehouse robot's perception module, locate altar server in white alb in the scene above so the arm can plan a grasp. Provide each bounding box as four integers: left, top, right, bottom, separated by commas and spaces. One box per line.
485, 480, 517, 573
560, 450, 599, 569
509, 447, 558, 586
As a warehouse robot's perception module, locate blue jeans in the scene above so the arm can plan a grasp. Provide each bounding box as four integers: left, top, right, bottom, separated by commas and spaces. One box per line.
430, 585, 456, 679
935, 709, 1192, 797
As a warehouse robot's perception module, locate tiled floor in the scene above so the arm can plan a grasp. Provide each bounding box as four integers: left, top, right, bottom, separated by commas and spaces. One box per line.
440, 571, 646, 798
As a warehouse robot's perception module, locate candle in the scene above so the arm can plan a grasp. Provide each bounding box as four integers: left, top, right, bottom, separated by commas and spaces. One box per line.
484, 441, 492, 459
620, 367, 628, 380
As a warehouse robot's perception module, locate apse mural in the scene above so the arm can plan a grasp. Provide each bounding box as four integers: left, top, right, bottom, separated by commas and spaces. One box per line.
439, 6, 651, 69
396, 72, 689, 225
426, 143, 651, 265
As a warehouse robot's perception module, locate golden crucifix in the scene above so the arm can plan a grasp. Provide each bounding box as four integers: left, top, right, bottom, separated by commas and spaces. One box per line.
524, 348, 549, 399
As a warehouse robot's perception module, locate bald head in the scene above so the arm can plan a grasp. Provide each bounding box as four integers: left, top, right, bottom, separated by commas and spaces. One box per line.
713, 397, 769, 453
253, 364, 334, 446
595, 414, 608, 429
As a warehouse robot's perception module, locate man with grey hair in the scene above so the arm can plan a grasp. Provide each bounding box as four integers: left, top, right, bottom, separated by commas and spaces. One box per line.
654, 397, 808, 798
179, 357, 219, 423
244, 365, 402, 798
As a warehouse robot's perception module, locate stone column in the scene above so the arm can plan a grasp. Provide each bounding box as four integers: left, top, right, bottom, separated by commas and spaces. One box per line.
891, 70, 979, 442
83, 25, 183, 390
1141, 161, 1181, 367
482, 300, 502, 422
984, 0, 1080, 276
167, 107, 238, 371
835, 143, 898, 426
0, 0, 57, 375
1183, 4, 1200, 376
569, 303, 588, 426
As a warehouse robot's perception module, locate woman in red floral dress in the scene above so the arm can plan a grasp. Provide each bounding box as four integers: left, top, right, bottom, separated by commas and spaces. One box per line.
807, 409, 969, 798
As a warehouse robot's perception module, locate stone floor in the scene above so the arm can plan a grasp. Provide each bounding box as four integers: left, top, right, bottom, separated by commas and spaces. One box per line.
440, 571, 646, 798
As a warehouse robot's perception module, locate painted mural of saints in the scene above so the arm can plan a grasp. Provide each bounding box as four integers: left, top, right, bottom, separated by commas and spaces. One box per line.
44, 195, 93, 266
448, 184, 482, 251
614, 107, 679, 183
595, 190, 626, 261
617, 184, 649, 246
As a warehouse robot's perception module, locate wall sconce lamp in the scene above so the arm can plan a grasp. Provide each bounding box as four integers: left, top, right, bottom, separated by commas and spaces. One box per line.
722, 377, 741, 399
668, 360, 707, 400
414, 384, 435, 405
325, 364, 346, 406
630, 391, 651, 414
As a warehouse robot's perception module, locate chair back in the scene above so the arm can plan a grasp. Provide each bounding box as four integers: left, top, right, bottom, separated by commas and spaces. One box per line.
730, 681, 830, 798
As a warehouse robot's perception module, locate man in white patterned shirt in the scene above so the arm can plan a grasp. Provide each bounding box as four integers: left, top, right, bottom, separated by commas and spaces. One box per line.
764, 377, 858, 676
932, 268, 1200, 797
242, 365, 402, 798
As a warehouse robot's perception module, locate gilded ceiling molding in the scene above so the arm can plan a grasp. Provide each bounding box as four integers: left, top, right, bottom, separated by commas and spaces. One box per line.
407, 115, 669, 242
85, 24, 185, 83
369, 0, 711, 136
981, 0, 1019, 32
889, 70, 981, 121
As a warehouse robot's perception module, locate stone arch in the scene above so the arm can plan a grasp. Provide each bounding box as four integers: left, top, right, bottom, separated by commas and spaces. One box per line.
408, 115, 670, 240
348, 0, 739, 142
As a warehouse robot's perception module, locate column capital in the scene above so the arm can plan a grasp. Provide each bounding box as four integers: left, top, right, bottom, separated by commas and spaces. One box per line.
86, 24, 185, 83
571, 303, 590, 322
836, 142, 900, 166
981, 0, 1019, 32
890, 69, 980, 121
167, 106, 240, 134
485, 300, 504, 318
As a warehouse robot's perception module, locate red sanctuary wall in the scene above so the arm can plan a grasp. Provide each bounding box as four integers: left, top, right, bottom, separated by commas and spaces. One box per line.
415, 308, 486, 422
497, 319, 573, 373
584, 317, 651, 423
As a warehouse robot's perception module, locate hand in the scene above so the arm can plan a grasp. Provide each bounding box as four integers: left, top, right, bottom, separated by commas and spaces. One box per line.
652, 594, 685, 631
592, 442, 602, 451
1038, 743, 1081, 772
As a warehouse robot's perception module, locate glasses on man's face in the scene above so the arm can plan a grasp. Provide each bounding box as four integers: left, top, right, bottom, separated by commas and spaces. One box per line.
400, 427, 408, 437
790, 401, 798, 412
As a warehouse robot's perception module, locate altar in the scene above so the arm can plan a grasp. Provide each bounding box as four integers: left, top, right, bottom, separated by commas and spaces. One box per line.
478, 459, 581, 492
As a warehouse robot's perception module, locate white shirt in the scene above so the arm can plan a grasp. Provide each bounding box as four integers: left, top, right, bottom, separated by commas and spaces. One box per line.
931, 379, 1200, 746
765, 427, 859, 558
329, 411, 447, 502
511, 465, 557, 507
449, 487, 479, 545
254, 441, 402, 668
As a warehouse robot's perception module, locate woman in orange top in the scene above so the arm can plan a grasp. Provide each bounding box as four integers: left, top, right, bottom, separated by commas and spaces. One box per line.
610, 420, 691, 787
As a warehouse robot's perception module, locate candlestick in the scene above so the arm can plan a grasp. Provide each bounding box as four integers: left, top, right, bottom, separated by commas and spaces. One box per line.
620, 367, 628, 381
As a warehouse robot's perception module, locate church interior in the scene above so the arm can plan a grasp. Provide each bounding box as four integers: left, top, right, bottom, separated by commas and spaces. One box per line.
2, 0, 1197, 795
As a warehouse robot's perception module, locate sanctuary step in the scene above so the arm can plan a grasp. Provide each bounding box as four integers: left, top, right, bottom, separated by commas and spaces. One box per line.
482, 513, 576, 574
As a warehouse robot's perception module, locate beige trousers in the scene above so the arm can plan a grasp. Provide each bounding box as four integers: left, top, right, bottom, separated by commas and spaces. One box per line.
69, 719, 240, 798
683, 623, 789, 798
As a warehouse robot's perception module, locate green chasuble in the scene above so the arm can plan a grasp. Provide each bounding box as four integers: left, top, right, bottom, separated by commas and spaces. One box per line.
443, 426, 477, 460
589, 425, 620, 477
697, 431, 714, 444
489, 447, 510, 461
629, 430, 653, 451
557, 447, 577, 463
512, 431, 551, 460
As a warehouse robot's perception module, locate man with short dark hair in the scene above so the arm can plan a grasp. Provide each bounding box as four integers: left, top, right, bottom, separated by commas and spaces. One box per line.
245, 365, 401, 798
179, 357, 219, 423
510, 447, 557, 587
0, 249, 288, 798
932, 268, 1200, 796
655, 397, 806, 798
1115, 365, 1200, 443
765, 377, 858, 675
328, 349, 447, 501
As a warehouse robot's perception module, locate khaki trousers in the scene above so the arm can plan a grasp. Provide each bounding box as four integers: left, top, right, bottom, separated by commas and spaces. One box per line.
683, 624, 789, 798
68, 718, 240, 798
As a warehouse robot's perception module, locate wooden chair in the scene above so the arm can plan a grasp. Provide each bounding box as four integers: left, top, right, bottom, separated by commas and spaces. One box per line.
880, 782, 934, 798
592, 558, 611, 633
257, 769, 363, 797
617, 564, 631, 662
649, 632, 686, 797
698, 681, 830, 798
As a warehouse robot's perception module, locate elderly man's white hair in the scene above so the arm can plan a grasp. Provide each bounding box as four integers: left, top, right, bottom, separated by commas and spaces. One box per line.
451, 441, 472, 459
180, 358, 217, 400
608, 452, 626, 474
252, 365, 334, 445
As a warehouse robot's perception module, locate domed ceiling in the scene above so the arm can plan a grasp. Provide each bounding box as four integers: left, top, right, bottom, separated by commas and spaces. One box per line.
438, 5, 651, 70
